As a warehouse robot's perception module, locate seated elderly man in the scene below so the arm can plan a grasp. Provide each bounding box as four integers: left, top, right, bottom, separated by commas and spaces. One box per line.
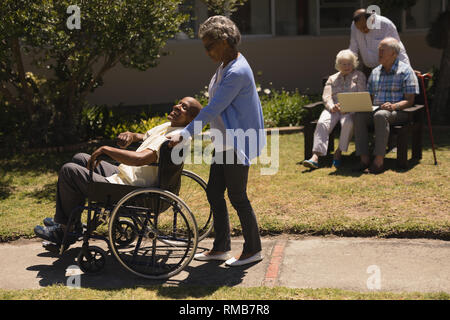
34, 96, 202, 245
353, 37, 419, 174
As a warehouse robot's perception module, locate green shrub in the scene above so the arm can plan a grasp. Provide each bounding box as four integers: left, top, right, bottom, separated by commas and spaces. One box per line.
260, 88, 315, 128
195, 83, 318, 129
105, 117, 168, 140
80, 104, 168, 140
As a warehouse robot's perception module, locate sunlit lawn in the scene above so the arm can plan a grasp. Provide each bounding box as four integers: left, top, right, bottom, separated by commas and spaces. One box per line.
0, 128, 449, 242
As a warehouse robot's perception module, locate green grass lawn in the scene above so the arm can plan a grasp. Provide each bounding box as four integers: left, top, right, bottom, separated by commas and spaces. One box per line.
0, 285, 448, 300
0, 128, 449, 242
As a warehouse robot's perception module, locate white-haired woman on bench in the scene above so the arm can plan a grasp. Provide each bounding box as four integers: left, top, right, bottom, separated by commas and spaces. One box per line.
303, 49, 367, 169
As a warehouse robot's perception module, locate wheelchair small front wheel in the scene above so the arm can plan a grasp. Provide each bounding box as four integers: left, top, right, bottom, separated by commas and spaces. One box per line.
77, 246, 107, 274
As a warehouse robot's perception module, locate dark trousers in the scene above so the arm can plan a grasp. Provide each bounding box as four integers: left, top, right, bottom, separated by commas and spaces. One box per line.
206, 150, 262, 254
54, 153, 119, 225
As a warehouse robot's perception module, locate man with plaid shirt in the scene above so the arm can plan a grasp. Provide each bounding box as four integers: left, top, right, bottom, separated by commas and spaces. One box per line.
354, 37, 419, 174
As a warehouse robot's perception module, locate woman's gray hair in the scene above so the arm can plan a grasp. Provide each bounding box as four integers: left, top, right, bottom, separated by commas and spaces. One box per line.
335, 49, 359, 71
198, 15, 241, 50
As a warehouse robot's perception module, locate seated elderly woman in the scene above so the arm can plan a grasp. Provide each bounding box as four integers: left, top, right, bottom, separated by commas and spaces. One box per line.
303, 49, 367, 169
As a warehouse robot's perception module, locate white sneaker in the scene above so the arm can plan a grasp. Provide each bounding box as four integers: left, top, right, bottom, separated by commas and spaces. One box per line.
194, 251, 231, 261
225, 252, 263, 267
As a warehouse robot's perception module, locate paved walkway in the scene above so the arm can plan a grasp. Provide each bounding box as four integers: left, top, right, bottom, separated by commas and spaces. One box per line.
0, 236, 449, 293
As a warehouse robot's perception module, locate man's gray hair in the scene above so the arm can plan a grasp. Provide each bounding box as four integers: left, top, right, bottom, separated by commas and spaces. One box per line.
381, 37, 401, 54
198, 15, 241, 49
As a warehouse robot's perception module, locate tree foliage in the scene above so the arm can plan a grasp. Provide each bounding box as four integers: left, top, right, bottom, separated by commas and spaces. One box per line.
0, 0, 188, 150
427, 10, 450, 50
201, 0, 247, 17
426, 10, 450, 123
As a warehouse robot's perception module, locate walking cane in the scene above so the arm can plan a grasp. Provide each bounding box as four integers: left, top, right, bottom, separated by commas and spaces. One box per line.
417, 72, 438, 165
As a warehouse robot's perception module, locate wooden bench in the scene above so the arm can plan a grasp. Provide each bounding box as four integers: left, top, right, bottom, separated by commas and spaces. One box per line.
303, 74, 427, 169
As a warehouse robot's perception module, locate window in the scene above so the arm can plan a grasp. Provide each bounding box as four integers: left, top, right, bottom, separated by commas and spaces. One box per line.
319, 0, 361, 30
231, 0, 272, 35
275, 0, 309, 35
177, 0, 448, 40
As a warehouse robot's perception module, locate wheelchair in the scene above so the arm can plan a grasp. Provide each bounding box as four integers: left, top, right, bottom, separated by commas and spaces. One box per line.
42, 141, 213, 279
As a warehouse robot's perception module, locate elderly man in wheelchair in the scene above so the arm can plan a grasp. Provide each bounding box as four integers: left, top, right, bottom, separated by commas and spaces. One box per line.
34, 97, 209, 279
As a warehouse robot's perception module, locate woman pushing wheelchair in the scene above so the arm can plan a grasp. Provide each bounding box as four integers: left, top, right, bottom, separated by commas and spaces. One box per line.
168, 15, 266, 267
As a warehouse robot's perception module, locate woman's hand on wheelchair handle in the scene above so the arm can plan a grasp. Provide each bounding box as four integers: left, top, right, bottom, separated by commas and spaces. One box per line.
167, 133, 183, 148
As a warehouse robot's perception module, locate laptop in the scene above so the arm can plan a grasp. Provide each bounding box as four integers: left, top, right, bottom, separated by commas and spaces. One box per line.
337, 92, 379, 112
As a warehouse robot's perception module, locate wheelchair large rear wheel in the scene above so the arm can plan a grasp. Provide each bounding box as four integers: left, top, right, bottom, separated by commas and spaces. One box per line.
180, 170, 213, 241
108, 188, 198, 279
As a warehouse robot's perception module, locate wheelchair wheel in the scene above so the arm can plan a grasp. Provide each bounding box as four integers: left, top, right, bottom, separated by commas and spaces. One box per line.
77, 246, 107, 274
180, 170, 213, 241
108, 188, 198, 280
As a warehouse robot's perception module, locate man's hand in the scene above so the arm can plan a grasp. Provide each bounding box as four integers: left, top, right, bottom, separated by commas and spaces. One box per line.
87, 146, 104, 171
117, 131, 134, 149
380, 102, 396, 112
167, 133, 184, 148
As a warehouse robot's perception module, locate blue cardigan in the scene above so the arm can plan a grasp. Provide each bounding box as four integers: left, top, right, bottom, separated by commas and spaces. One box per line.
181, 54, 266, 166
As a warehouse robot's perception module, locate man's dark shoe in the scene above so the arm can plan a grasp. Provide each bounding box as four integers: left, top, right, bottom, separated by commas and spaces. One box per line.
369, 164, 385, 175
43, 217, 83, 233
352, 162, 370, 173
43, 217, 58, 227
34, 225, 80, 245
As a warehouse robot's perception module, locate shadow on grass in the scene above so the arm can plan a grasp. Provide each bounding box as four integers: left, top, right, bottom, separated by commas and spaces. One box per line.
0, 153, 70, 182
24, 182, 57, 203
0, 172, 14, 200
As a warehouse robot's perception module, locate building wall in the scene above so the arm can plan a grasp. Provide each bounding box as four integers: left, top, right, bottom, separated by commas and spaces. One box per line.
87, 32, 442, 107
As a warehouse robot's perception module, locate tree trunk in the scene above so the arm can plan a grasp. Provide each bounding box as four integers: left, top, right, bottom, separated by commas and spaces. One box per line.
431, 33, 450, 124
